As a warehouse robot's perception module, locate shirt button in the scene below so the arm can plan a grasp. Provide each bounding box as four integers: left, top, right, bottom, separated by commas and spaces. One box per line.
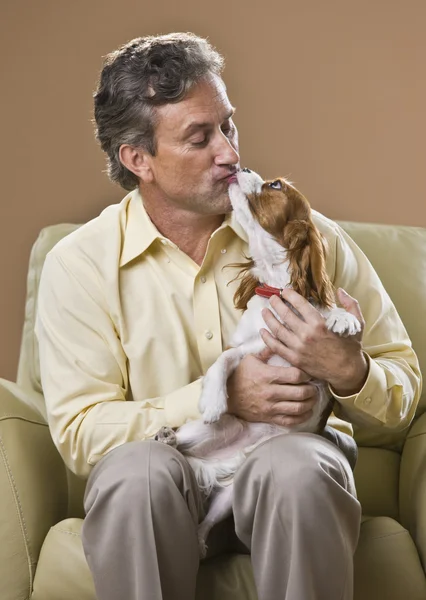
205, 331, 213, 340
221, 248, 227, 254
200, 276, 207, 283
364, 397, 372, 405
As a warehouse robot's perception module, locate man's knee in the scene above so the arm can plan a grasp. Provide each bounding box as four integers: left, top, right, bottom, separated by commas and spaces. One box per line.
235, 433, 355, 498
233, 433, 360, 552
84, 440, 191, 511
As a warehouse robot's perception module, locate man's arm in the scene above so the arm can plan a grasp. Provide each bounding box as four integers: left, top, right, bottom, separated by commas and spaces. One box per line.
36, 251, 202, 478
327, 223, 421, 430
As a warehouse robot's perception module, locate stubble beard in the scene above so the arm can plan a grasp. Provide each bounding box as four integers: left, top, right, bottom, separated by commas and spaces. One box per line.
200, 191, 232, 215
183, 184, 232, 216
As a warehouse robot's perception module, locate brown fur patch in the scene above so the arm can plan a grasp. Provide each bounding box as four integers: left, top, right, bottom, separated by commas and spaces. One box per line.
231, 178, 335, 310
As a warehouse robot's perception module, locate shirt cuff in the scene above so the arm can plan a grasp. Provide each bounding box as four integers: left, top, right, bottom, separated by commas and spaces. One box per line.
329, 353, 389, 423
164, 378, 203, 428
327, 413, 354, 437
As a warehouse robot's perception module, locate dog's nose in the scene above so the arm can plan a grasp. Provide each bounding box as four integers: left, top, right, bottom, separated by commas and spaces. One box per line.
242, 167, 251, 173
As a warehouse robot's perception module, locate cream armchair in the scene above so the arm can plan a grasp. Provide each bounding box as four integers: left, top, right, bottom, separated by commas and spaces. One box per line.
1, 220, 426, 600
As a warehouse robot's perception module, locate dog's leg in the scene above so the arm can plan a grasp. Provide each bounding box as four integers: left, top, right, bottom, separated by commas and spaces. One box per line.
199, 337, 266, 424
199, 347, 242, 423
198, 484, 234, 558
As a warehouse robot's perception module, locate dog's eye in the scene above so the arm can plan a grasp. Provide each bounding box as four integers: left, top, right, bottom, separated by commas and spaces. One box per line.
269, 180, 282, 190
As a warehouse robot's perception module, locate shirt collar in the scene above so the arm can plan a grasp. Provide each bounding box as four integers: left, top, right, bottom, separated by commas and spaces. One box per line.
224, 211, 249, 243
120, 189, 161, 267
119, 188, 248, 268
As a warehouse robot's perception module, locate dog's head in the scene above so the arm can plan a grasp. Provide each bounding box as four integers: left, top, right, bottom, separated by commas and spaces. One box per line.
230, 168, 335, 309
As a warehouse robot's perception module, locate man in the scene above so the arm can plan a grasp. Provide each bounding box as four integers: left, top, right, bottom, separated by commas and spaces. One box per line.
35, 33, 421, 600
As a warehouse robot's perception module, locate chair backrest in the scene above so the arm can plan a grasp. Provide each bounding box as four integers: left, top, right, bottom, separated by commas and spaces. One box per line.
337, 221, 426, 407
336, 221, 426, 449
17, 223, 81, 405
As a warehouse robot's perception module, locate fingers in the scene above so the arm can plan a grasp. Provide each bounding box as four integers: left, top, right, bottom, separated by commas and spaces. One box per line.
260, 327, 295, 365
245, 354, 311, 384
268, 383, 318, 408
269, 295, 303, 330
261, 294, 323, 349
269, 410, 314, 428
266, 384, 318, 427
230, 353, 319, 427
276, 288, 319, 322
268, 365, 312, 385
261, 308, 295, 348
256, 346, 274, 362
337, 288, 365, 329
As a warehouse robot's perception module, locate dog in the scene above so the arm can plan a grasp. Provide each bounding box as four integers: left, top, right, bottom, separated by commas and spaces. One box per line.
155, 168, 361, 556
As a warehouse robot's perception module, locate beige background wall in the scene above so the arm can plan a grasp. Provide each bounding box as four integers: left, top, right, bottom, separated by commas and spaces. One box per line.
1, 0, 425, 380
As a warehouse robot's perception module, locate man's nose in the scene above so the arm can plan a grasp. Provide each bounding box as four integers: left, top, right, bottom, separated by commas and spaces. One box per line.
215, 133, 240, 166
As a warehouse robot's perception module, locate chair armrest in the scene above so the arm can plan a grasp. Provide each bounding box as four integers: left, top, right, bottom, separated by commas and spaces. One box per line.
0, 379, 68, 600
399, 411, 426, 572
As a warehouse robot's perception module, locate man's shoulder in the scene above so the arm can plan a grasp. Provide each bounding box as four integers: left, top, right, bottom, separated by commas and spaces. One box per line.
311, 209, 342, 240
311, 211, 347, 277
48, 193, 132, 266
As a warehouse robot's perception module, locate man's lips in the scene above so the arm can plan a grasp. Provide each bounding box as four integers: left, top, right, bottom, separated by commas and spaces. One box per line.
216, 171, 238, 185
226, 173, 238, 184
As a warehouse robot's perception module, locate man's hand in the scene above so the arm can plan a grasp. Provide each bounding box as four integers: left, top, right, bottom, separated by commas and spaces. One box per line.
260, 288, 368, 397
227, 353, 319, 427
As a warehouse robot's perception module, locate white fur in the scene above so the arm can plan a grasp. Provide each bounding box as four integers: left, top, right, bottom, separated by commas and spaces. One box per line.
158, 169, 361, 555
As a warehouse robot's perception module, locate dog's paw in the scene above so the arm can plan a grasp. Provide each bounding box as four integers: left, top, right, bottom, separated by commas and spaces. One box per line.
200, 391, 228, 423
326, 308, 361, 336
154, 426, 177, 448
199, 382, 228, 422
202, 406, 225, 424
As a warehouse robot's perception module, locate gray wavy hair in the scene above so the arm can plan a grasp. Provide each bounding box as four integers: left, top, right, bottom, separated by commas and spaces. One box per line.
93, 32, 225, 190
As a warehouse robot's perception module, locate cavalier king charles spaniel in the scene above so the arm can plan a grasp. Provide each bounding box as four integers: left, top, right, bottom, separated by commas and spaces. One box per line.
155, 168, 361, 556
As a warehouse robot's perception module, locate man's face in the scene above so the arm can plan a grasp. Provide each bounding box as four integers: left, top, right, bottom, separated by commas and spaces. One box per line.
142, 74, 240, 215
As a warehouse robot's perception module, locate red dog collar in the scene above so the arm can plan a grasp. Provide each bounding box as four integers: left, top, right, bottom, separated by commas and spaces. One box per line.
255, 284, 284, 299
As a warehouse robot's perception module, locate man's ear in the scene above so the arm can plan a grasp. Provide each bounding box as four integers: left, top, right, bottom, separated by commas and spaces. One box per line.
119, 145, 155, 184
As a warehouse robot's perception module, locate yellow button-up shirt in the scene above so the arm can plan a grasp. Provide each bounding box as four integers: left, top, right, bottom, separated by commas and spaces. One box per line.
35, 189, 421, 477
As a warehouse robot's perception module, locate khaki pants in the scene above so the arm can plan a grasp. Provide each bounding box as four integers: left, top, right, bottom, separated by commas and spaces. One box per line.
82, 431, 361, 600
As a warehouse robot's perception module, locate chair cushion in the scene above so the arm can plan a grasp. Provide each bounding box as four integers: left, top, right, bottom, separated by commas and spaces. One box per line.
354, 516, 426, 599
31, 518, 257, 600
31, 516, 426, 600
354, 447, 400, 520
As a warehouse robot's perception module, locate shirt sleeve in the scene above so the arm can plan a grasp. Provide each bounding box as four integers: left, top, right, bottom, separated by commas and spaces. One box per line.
327, 224, 422, 432
35, 250, 202, 478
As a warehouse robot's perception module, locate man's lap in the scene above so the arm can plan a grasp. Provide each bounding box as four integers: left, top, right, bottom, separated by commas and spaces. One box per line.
83, 429, 357, 558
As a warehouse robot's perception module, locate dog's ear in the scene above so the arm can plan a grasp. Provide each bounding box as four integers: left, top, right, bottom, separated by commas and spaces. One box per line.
233, 269, 258, 311
284, 219, 313, 300
305, 224, 335, 308
283, 192, 334, 307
